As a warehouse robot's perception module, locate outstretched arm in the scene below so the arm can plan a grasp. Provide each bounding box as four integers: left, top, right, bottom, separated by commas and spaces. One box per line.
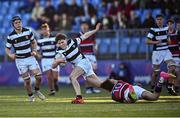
80, 23, 101, 41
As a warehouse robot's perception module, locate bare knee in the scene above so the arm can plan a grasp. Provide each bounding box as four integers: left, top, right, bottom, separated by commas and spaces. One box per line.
69, 74, 78, 82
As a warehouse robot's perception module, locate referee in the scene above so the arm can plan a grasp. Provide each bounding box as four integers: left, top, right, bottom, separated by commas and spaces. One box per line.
5, 16, 45, 102
146, 14, 176, 94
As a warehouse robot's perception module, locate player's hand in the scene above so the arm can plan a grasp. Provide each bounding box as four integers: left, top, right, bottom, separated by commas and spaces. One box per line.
9, 54, 16, 60
155, 40, 161, 44
31, 51, 37, 56
95, 23, 101, 31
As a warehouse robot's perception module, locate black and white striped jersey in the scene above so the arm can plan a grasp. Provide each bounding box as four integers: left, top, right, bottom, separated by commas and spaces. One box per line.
56, 37, 85, 64
6, 27, 34, 58
37, 36, 56, 59
147, 25, 169, 51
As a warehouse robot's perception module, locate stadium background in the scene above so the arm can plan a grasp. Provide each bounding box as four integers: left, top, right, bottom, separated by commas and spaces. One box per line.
0, 0, 179, 85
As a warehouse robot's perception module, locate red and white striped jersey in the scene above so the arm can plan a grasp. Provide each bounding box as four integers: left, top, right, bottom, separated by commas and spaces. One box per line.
79, 31, 96, 54
111, 80, 130, 103
168, 30, 180, 58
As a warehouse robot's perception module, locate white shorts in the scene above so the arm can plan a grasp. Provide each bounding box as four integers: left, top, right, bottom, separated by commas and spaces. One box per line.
15, 56, 41, 75
124, 85, 146, 102
84, 54, 97, 65
75, 58, 95, 77
152, 50, 173, 65
41, 58, 59, 72
173, 57, 180, 65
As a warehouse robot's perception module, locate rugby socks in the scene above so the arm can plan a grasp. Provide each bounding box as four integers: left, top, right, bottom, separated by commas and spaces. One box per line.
28, 93, 33, 97
154, 77, 164, 93
34, 87, 40, 91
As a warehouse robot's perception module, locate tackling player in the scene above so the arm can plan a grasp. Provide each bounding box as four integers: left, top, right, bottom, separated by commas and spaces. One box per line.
104, 71, 176, 103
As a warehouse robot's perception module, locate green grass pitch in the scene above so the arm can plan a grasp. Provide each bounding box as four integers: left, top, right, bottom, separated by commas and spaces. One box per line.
0, 85, 180, 117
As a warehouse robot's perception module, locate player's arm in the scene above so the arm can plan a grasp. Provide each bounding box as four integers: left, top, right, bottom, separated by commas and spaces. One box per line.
80, 23, 101, 41
5, 48, 16, 60
146, 38, 160, 45
146, 28, 160, 45
52, 52, 66, 68
5, 36, 16, 60
31, 39, 38, 56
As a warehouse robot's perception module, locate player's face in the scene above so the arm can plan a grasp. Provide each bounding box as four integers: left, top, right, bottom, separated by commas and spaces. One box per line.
57, 39, 67, 49
177, 23, 180, 30
167, 22, 174, 29
13, 20, 22, 30
41, 27, 50, 37
81, 23, 89, 33
156, 17, 164, 27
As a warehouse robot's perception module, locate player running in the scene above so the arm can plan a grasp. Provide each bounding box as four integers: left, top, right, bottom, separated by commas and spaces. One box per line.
37, 23, 59, 96
5, 16, 45, 102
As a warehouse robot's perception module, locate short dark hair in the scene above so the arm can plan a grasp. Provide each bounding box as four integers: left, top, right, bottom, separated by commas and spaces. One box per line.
156, 14, 164, 18
167, 19, 174, 24
40, 23, 50, 29
55, 33, 67, 43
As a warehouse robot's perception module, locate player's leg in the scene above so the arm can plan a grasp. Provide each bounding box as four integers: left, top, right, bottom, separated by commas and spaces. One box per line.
69, 66, 85, 103
151, 64, 160, 92
45, 70, 56, 96
21, 72, 35, 102
30, 57, 45, 100
86, 74, 102, 88
52, 70, 59, 92
15, 59, 35, 102
142, 71, 174, 101
85, 55, 101, 94
165, 60, 177, 95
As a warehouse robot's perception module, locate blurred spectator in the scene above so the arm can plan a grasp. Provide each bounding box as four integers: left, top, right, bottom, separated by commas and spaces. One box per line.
117, 12, 127, 29
108, 0, 123, 17
18, 0, 35, 13
69, 0, 80, 18
57, 0, 70, 16
142, 11, 155, 28
126, 10, 141, 28
176, 19, 180, 31
50, 14, 61, 31
97, 0, 109, 19
90, 14, 99, 29
79, 0, 97, 19
58, 13, 72, 31
171, 0, 180, 18
146, 0, 160, 9
123, 0, 134, 18
43, 0, 56, 22
101, 14, 113, 30
30, 0, 44, 29
108, 63, 130, 83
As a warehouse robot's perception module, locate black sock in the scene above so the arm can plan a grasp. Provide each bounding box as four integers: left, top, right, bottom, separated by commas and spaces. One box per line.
28, 93, 33, 96
154, 77, 164, 93
35, 87, 39, 91
54, 79, 58, 84
76, 95, 82, 99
